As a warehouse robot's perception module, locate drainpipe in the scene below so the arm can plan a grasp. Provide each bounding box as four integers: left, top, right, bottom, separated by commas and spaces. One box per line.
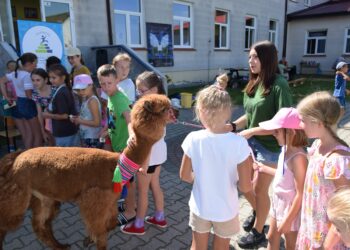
282, 0, 288, 57
106, 0, 113, 45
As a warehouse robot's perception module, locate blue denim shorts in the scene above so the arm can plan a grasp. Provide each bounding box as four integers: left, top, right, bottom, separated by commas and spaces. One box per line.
55, 133, 81, 147
11, 97, 37, 120
336, 96, 346, 108
248, 137, 280, 165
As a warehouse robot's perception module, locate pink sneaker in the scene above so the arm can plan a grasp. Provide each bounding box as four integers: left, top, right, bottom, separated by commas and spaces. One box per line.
120, 222, 145, 235
145, 216, 167, 228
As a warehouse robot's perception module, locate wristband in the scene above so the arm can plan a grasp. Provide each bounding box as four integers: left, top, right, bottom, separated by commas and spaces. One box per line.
230, 122, 237, 132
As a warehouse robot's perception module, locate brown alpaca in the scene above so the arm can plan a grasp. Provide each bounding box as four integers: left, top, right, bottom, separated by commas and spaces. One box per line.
0, 94, 171, 250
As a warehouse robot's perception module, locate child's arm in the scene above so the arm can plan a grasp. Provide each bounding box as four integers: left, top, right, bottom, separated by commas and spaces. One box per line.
72, 98, 101, 127
0, 76, 9, 100
277, 154, 308, 234
323, 175, 350, 249
36, 103, 50, 142
179, 154, 194, 184
254, 161, 276, 176
43, 112, 69, 120
237, 156, 253, 194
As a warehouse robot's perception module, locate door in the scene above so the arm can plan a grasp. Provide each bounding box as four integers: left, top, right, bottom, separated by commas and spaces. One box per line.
42, 0, 76, 48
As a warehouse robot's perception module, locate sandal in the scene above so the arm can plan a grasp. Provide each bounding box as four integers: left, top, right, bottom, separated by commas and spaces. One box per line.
118, 201, 126, 213
117, 212, 136, 226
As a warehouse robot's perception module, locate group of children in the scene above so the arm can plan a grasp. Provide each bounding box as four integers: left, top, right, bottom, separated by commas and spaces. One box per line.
180, 73, 350, 249
0, 49, 170, 236
2, 46, 350, 249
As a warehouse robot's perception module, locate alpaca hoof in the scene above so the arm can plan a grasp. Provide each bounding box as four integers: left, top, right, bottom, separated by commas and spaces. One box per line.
83, 237, 94, 247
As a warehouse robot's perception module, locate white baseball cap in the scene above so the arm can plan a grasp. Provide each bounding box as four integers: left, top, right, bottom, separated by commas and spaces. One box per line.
66, 47, 81, 56
336, 61, 349, 70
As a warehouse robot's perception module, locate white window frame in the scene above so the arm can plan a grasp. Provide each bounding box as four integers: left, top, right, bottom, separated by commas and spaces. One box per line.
304, 30, 327, 55
214, 9, 229, 49
113, 0, 144, 48
304, 0, 311, 6
173, 1, 193, 48
344, 28, 350, 55
245, 15, 256, 50
40, 0, 76, 47
268, 20, 278, 47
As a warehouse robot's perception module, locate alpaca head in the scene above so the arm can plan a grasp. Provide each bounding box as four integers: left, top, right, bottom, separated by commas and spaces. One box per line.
131, 94, 171, 143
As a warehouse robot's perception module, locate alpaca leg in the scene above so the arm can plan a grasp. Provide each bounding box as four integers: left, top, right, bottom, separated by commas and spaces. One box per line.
30, 196, 68, 250
78, 188, 118, 250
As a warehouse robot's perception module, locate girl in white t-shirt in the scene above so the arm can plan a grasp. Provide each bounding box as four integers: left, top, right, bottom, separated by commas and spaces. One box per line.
0, 53, 43, 149
121, 71, 168, 235
179, 80, 253, 249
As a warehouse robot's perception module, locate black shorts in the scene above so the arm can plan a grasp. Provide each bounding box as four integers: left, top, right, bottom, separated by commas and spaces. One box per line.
147, 164, 160, 174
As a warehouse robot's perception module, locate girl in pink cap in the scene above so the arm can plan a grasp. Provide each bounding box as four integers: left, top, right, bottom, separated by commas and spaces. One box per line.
255, 107, 308, 250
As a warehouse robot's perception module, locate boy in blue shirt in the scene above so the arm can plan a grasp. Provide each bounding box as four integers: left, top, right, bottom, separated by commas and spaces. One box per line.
333, 61, 350, 123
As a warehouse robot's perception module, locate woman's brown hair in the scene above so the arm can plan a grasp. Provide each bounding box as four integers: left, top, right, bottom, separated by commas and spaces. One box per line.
244, 40, 279, 97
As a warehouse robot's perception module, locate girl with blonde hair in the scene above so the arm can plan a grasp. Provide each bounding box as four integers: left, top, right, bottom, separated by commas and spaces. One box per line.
296, 91, 350, 249
327, 188, 350, 247
179, 78, 252, 249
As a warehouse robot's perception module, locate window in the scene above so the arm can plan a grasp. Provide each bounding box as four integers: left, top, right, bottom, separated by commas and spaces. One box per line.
214, 10, 229, 49
172, 2, 193, 48
268, 20, 277, 46
345, 28, 350, 54
305, 30, 327, 55
245, 16, 256, 50
304, 0, 311, 6
113, 0, 143, 47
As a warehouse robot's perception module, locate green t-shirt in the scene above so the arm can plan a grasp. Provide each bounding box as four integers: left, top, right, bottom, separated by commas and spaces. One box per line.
107, 91, 130, 152
243, 75, 292, 152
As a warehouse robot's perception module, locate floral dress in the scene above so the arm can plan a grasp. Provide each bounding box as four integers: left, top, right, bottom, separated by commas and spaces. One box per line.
296, 140, 350, 250
32, 87, 56, 131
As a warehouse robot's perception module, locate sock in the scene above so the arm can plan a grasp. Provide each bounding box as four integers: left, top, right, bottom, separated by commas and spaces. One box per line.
134, 217, 144, 228
155, 211, 165, 221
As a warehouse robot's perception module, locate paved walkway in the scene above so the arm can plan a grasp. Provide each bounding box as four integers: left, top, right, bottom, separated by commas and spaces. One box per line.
2, 106, 350, 250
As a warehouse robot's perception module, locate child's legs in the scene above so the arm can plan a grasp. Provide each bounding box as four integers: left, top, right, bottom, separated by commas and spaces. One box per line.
284, 231, 298, 250
191, 231, 210, 250
212, 215, 239, 249
189, 212, 211, 250
243, 190, 256, 211
267, 217, 281, 250
123, 180, 137, 219
27, 116, 43, 147
150, 166, 164, 212
212, 235, 230, 250
14, 118, 31, 149
136, 172, 152, 219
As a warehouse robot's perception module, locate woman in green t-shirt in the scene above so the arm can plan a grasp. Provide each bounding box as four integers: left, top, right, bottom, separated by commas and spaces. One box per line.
230, 41, 293, 248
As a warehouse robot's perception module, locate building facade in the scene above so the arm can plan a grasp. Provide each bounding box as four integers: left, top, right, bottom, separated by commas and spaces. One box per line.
0, 0, 286, 82
286, 0, 350, 75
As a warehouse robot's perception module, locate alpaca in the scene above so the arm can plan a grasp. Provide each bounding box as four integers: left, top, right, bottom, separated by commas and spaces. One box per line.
0, 94, 171, 250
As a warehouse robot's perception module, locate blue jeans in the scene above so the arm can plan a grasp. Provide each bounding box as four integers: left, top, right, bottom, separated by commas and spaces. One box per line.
55, 133, 80, 147
248, 137, 280, 165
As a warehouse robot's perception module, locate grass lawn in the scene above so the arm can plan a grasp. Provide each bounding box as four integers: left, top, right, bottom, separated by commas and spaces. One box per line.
168, 75, 337, 106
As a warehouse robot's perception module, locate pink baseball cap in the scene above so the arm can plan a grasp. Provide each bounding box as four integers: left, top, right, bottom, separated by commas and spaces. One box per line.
73, 74, 93, 90
259, 107, 302, 130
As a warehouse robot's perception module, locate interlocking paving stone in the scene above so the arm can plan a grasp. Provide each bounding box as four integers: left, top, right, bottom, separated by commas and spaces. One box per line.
3, 106, 350, 250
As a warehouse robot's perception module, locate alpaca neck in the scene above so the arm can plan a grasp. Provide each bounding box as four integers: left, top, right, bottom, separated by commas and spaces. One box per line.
123, 137, 154, 165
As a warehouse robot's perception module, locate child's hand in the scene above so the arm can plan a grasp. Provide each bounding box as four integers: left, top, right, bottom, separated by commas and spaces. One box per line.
277, 218, 292, 234
69, 115, 80, 125
138, 167, 148, 175
99, 129, 108, 139
346, 89, 350, 96
42, 111, 51, 119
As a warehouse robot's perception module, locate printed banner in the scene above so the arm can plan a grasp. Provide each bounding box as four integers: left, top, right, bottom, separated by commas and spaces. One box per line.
146, 23, 174, 67
17, 20, 64, 69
